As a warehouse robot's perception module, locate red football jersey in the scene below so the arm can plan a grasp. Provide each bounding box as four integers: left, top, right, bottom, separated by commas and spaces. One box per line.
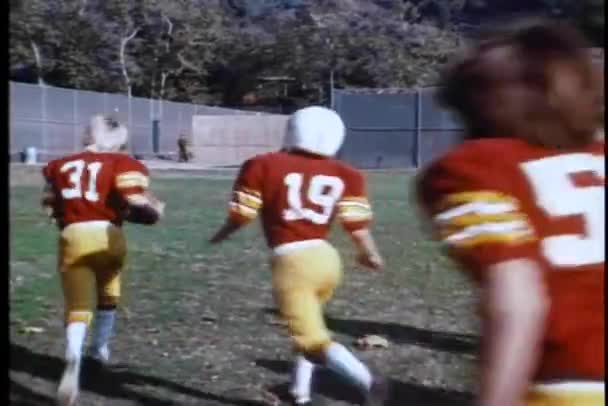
43, 151, 150, 228
417, 138, 605, 381
228, 150, 373, 248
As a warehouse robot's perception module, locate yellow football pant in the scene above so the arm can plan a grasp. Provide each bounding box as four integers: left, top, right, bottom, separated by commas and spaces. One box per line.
271, 241, 342, 356
526, 382, 605, 406
59, 221, 126, 325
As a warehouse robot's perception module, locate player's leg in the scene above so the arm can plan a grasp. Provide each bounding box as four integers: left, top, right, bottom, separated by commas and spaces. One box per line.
290, 354, 315, 404
90, 270, 120, 363
273, 243, 384, 404
90, 225, 126, 363
288, 246, 342, 404
303, 243, 388, 405
58, 263, 95, 406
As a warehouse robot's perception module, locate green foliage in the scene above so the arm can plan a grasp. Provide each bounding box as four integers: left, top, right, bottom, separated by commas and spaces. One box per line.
10, 0, 462, 107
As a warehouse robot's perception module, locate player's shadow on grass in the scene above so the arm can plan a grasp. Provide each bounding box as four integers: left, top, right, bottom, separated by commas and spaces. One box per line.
325, 315, 479, 355
10, 342, 265, 406
10, 378, 56, 406
263, 308, 479, 355
256, 358, 474, 406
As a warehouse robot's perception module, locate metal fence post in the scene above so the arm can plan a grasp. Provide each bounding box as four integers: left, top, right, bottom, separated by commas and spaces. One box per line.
41, 84, 47, 159
329, 69, 335, 110
415, 88, 422, 168
128, 95, 133, 155
73, 89, 79, 152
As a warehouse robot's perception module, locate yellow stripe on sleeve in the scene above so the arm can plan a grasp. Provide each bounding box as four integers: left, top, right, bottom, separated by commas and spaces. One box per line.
437, 191, 518, 210
434, 191, 536, 248
116, 172, 150, 189
229, 202, 259, 219
338, 198, 373, 223
234, 190, 263, 210
125, 193, 150, 206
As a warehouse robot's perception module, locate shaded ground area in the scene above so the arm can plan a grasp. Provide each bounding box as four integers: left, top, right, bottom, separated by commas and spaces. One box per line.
10, 173, 479, 405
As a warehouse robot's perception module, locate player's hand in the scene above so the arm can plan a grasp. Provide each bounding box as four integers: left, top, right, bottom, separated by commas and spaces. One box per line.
358, 252, 384, 271
146, 193, 166, 218
209, 235, 223, 244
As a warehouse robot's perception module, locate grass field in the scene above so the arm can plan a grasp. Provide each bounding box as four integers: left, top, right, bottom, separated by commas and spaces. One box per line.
10, 170, 479, 406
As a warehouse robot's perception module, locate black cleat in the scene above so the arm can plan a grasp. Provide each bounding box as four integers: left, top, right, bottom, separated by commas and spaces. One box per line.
366, 376, 390, 406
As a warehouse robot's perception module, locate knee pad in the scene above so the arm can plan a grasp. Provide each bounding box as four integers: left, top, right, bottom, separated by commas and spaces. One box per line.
294, 336, 332, 360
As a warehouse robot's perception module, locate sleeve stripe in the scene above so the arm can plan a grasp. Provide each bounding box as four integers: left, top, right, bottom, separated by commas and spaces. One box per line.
229, 202, 258, 218
432, 191, 537, 248
443, 220, 534, 244
340, 213, 373, 221
446, 232, 536, 248
116, 172, 149, 189
439, 212, 527, 228
438, 191, 517, 210
117, 179, 149, 189
240, 187, 261, 198
125, 194, 150, 205
337, 201, 371, 210
340, 196, 369, 203
435, 201, 517, 222
234, 191, 263, 209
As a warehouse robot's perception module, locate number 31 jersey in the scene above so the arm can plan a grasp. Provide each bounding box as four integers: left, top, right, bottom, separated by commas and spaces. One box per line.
228, 150, 373, 248
417, 138, 605, 381
43, 151, 150, 229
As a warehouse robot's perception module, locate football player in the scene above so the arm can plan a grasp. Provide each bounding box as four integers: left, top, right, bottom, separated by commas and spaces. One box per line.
209, 106, 387, 405
416, 21, 604, 406
42, 115, 165, 406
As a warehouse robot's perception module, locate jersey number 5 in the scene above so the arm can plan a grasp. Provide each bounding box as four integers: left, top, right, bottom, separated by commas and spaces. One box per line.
283, 173, 345, 224
521, 153, 604, 267
60, 160, 103, 202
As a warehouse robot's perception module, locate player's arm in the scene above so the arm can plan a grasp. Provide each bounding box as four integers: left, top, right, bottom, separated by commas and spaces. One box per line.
416, 162, 548, 406
337, 170, 383, 270
209, 158, 263, 244
477, 259, 548, 406
40, 164, 57, 220
115, 159, 164, 225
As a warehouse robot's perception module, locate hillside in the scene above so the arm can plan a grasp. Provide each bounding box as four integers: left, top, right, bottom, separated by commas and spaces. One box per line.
9, 0, 602, 109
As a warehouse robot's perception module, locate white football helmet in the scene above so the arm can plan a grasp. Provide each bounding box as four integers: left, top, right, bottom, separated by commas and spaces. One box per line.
84, 115, 128, 152
283, 106, 346, 157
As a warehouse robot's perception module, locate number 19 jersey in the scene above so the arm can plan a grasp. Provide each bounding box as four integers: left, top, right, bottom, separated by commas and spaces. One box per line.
228, 150, 373, 248
43, 151, 150, 229
417, 138, 605, 381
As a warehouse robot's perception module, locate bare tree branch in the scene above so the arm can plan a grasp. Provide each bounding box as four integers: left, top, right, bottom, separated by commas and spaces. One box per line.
162, 13, 173, 52
176, 51, 202, 74
159, 13, 174, 100
31, 41, 45, 86
120, 27, 139, 98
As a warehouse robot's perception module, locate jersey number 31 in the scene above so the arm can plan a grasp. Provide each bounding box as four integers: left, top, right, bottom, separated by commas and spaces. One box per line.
60, 159, 103, 202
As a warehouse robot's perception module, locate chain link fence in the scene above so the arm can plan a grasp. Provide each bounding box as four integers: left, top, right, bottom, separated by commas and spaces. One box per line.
10, 82, 465, 168
334, 87, 465, 169
9, 82, 257, 163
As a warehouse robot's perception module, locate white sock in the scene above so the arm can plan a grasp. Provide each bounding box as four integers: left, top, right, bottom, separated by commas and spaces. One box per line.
66, 322, 87, 362
324, 342, 372, 392
90, 309, 116, 353
290, 355, 315, 404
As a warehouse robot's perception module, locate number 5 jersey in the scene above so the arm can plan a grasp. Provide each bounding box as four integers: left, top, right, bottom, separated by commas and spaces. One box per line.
416, 137, 605, 381
43, 151, 150, 229
227, 150, 373, 250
